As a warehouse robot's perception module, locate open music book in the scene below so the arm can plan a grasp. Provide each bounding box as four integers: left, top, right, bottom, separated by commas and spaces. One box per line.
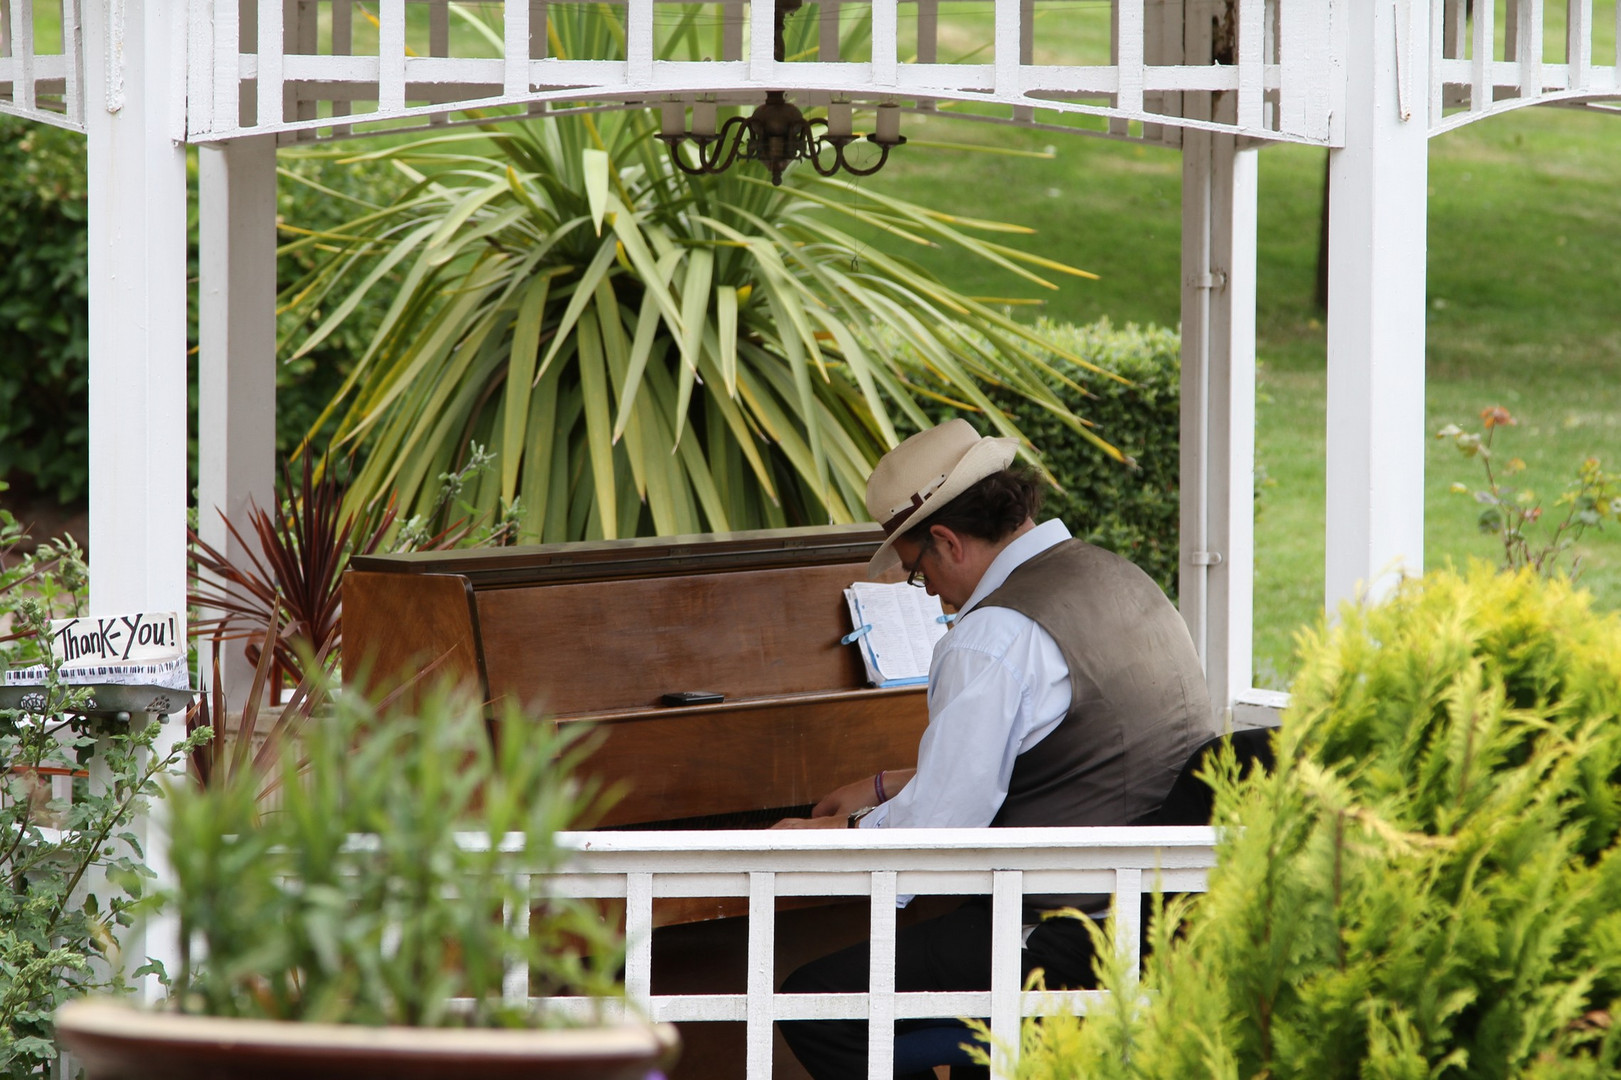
842, 581, 950, 687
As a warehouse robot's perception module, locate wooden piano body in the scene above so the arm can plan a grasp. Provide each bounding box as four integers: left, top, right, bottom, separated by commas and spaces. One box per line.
342, 524, 929, 837
344, 526, 935, 1079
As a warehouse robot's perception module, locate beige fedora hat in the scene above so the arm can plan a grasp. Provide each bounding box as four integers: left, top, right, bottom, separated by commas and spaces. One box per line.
864, 419, 1020, 577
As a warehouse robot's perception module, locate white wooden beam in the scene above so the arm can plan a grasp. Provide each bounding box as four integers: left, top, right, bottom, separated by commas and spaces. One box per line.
62, 0, 83, 120
1325, 0, 1430, 609
1235, 0, 1264, 129
871, 0, 897, 86
1179, 9, 1258, 721
198, 134, 278, 700
82, 0, 190, 998
13, 0, 36, 111
1471, 0, 1493, 113
1568, 0, 1592, 87
626, 0, 651, 85
379, 0, 405, 111
1179, 129, 1258, 722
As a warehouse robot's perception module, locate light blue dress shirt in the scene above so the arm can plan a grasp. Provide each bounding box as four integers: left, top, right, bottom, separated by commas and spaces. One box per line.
862, 518, 1075, 830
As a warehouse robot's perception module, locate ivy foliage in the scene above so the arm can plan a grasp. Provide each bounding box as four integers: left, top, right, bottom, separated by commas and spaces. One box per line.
1003, 565, 1621, 1080
0, 488, 208, 1078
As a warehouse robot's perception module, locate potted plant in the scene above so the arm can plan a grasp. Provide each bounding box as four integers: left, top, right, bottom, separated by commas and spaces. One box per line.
55, 679, 677, 1079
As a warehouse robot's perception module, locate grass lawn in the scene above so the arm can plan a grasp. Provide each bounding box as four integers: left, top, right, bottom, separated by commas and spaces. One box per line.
844, 104, 1621, 687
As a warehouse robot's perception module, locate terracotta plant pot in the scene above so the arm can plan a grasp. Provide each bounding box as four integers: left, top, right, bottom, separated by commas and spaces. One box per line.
56, 999, 679, 1080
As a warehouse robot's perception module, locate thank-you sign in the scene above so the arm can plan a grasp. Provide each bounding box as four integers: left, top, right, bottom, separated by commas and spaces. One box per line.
3, 612, 190, 691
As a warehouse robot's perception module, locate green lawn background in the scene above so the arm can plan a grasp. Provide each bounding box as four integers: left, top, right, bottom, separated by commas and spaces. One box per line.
849, 104, 1621, 686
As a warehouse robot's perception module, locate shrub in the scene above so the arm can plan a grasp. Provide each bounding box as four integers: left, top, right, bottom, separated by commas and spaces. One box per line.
164, 682, 623, 1026
914, 317, 1182, 596
1000, 565, 1621, 1079
0, 127, 409, 503
0, 118, 90, 505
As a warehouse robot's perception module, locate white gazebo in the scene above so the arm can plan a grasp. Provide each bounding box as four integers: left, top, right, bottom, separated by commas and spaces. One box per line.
3, 1, 1619, 1069
5, 0, 1616, 722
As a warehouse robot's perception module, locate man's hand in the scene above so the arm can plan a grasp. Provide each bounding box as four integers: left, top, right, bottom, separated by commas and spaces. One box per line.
770, 815, 848, 830
810, 770, 914, 819
810, 776, 881, 820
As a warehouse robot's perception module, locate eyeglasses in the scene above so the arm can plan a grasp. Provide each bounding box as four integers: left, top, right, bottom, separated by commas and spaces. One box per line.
903, 536, 934, 588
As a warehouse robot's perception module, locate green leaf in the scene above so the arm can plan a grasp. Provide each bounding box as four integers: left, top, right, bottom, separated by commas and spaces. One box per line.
582, 147, 611, 236
502, 273, 553, 501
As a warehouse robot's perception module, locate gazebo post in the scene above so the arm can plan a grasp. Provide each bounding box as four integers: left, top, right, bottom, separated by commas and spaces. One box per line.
1179, 129, 1259, 722
197, 134, 280, 698
1177, 3, 1259, 721
81, 0, 190, 995
1325, 1, 1431, 608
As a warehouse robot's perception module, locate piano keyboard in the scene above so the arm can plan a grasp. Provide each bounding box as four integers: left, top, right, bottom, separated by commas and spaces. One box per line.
601, 804, 816, 831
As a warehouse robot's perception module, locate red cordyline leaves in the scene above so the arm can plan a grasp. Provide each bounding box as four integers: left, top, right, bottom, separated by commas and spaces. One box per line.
187, 456, 396, 686
188, 604, 332, 793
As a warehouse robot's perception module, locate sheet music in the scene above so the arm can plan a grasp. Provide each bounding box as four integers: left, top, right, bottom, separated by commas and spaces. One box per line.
4, 655, 191, 691
842, 581, 949, 687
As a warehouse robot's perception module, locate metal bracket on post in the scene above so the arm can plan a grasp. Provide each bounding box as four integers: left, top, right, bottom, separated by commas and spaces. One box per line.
1188, 269, 1229, 291
1190, 551, 1225, 567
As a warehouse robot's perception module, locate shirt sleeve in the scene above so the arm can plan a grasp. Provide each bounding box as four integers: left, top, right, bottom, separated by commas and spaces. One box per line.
864, 619, 1032, 830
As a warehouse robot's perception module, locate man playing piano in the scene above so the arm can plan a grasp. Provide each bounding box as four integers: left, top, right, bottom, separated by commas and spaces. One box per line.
773, 418, 1219, 1080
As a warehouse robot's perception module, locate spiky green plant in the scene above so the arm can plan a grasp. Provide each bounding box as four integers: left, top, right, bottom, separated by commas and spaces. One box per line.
280, 99, 1120, 542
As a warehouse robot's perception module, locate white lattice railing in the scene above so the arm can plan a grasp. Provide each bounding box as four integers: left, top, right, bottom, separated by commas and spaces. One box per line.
1432, 0, 1621, 133
0, 0, 83, 130
171, 0, 1341, 144
8, 0, 1621, 144
536, 826, 1218, 1080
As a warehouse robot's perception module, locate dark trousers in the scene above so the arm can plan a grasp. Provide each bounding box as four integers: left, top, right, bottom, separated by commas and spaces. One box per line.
777, 899, 1099, 1080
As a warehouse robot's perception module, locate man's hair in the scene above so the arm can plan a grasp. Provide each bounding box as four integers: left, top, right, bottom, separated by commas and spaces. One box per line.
902, 468, 1045, 546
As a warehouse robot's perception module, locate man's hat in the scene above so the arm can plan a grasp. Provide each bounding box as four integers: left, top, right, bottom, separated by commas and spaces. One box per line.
864, 419, 1020, 578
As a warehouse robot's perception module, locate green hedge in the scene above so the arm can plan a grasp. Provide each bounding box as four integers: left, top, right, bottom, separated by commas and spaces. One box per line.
0, 130, 408, 503
913, 317, 1182, 598
0, 119, 91, 504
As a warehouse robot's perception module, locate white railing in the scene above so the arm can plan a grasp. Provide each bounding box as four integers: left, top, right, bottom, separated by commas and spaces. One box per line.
540, 826, 1218, 1080
170, 0, 1343, 145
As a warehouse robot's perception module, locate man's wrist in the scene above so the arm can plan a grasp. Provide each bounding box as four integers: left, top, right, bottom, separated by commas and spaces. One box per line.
847, 805, 878, 828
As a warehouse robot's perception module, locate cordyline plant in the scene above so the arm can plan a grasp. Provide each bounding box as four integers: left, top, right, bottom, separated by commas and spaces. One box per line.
1436, 405, 1620, 580
189, 446, 517, 692
187, 455, 401, 687
185, 612, 331, 797
278, 18, 1120, 542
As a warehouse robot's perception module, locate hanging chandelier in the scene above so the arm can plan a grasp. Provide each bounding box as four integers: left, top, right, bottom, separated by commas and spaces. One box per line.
658, 94, 905, 186
654, 0, 905, 186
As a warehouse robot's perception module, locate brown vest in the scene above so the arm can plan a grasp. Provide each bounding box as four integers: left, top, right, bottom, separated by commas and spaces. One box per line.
978, 539, 1217, 915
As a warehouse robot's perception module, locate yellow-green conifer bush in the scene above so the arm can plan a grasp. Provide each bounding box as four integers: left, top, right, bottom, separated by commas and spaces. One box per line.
1001, 565, 1621, 1080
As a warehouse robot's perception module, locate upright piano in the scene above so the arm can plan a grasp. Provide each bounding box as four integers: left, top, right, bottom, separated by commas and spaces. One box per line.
343, 526, 935, 1078
342, 524, 929, 840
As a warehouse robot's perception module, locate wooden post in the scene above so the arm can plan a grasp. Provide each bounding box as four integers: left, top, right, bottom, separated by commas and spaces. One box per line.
198, 134, 278, 700
1325, 0, 1430, 610
81, 0, 190, 997
1179, 2, 1258, 721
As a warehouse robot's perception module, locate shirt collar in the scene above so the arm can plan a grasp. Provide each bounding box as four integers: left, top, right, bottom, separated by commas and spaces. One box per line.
957, 518, 1073, 617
